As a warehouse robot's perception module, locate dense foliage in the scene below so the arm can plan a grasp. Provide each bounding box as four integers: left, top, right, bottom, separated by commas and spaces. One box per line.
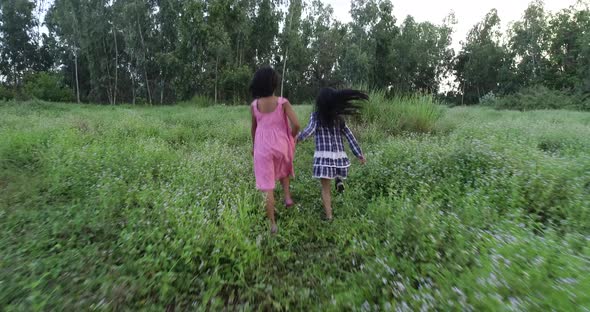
480, 86, 590, 111
2, 0, 587, 105
453, 1, 590, 105
1, 98, 589, 309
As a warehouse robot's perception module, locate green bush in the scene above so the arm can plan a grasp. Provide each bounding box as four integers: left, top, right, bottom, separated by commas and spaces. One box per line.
24, 72, 74, 102
490, 85, 589, 111
0, 84, 15, 101
220, 65, 253, 104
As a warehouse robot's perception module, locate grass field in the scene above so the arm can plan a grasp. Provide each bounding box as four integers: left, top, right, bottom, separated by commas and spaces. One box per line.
1, 99, 590, 310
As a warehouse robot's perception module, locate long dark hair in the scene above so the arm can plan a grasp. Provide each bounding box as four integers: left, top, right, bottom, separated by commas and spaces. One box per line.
315, 88, 369, 126
249, 66, 280, 99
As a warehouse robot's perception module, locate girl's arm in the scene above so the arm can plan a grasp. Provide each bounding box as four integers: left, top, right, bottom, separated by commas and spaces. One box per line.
251, 106, 257, 151
283, 100, 301, 137
342, 123, 364, 161
296, 112, 317, 142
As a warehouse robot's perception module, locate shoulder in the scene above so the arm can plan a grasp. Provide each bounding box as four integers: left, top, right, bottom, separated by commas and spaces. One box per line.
250, 100, 257, 114
279, 97, 292, 107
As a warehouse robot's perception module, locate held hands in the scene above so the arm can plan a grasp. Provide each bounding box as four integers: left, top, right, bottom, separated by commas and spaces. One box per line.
359, 155, 367, 165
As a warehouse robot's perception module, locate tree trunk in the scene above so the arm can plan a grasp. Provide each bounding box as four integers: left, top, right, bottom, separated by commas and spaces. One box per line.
214, 55, 219, 104
136, 14, 152, 105
461, 82, 465, 106
102, 37, 114, 105
281, 6, 294, 98
236, 35, 241, 66
113, 25, 119, 105
13, 65, 17, 88
281, 47, 288, 97
74, 52, 80, 103
131, 65, 136, 105
36, 0, 45, 44
160, 75, 164, 105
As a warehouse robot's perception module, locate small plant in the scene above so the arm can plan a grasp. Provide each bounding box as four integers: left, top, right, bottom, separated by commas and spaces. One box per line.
479, 91, 497, 106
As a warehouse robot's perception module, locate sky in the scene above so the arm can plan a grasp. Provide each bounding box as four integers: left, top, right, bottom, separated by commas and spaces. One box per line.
323, 0, 579, 50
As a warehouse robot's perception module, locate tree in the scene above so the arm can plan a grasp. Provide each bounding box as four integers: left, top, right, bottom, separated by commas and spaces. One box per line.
391, 16, 454, 93
174, 0, 208, 100
546, 4, 590, 92
251, 0, 280, 65
454, 9, 513, 103
371, 0, 397, 88
347, 0, 380, 87
509, 0, 550, 86
279, 0, 303, 97
0, 0, 42, 87
305, 0, 344, 89
46, 0, 83, 102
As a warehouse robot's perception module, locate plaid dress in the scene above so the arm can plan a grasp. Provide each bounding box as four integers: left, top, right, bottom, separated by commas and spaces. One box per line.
297, 112, 363, 179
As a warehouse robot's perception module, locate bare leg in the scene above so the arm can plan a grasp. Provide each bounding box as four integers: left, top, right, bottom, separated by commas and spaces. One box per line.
280, 177, 293, 207
264, 191, 278, 233
320, 179, 333, 220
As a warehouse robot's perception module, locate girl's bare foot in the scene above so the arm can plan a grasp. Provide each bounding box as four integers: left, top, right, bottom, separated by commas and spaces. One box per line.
324, 209, 333, 221
285, 198, 294, 208
270, 223, 278, 234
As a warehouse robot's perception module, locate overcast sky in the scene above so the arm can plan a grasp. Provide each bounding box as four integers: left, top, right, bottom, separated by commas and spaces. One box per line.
323, 0, 579, 50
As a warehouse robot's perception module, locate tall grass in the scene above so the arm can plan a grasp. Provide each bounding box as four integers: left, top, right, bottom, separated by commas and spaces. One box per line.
177, 94, 215, 108
358, 89, 445, 135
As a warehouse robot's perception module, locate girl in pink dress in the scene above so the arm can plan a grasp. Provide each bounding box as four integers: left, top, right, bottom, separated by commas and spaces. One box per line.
250, 67, 300, 234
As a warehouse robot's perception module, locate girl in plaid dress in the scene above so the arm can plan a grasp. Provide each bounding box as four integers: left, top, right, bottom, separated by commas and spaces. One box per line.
297, 88, 367, 221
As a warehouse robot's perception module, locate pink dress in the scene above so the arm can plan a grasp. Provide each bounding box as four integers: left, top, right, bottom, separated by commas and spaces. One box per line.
252, 97, 295, 191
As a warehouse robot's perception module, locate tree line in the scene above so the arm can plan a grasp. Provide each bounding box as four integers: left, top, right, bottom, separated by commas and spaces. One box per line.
0, 0, 589, 105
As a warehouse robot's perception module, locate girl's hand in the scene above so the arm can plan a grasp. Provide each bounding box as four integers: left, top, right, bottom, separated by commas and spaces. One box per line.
359, 156, 367, 165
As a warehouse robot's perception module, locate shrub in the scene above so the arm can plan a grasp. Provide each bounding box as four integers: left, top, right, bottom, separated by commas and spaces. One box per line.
24, 72, 74, 102
491, 85, 589, 111
479, 91, 497, 106
0, 84, 15, 101
220, 65, 253, 104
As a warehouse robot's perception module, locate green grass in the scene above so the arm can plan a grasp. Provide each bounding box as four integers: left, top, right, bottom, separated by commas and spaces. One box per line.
1, 99, 589, 310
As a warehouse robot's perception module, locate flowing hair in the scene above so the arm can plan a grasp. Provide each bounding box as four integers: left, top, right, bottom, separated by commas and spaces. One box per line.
315, 88, 369, 127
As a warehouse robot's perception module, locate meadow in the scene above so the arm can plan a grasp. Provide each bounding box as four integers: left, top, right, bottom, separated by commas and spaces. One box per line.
1, 96, 589, 311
